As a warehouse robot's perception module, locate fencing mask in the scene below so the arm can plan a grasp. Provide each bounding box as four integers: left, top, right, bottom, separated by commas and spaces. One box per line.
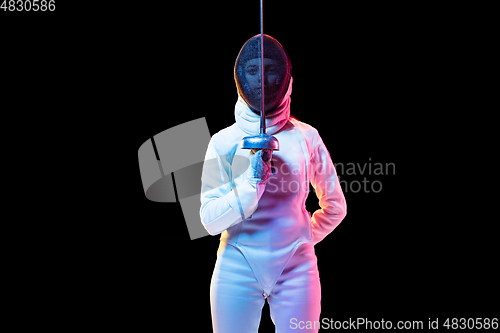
234, 34, 292, 114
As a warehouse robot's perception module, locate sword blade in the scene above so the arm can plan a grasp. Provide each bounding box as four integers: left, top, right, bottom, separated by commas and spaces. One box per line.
260, 0, 266, 134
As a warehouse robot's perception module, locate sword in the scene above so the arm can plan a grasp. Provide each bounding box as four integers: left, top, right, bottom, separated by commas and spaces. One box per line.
240, 0, 279, 173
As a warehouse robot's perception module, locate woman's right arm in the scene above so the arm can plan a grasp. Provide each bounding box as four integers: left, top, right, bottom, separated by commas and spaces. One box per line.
199, 138, 269, 235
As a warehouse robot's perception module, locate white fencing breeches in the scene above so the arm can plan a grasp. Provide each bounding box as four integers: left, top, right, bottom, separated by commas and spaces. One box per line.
210, 242, 321, 332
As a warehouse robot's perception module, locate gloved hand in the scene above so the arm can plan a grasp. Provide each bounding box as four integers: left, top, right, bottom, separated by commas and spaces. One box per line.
246, 148, 273, 184
226, 148, 274, 220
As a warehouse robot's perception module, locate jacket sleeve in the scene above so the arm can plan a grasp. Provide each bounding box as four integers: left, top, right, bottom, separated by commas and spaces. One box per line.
309, 130, 347, 244
199, 138, 264, 235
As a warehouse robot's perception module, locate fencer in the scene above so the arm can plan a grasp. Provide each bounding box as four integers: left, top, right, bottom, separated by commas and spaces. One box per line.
200, 34, 347, 333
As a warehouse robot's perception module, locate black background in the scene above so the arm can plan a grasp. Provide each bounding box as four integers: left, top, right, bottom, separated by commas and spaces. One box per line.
2, 1, 496, 331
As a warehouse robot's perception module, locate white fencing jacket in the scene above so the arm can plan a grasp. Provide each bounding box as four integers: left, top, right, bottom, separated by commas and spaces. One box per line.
200, 79, 347, 292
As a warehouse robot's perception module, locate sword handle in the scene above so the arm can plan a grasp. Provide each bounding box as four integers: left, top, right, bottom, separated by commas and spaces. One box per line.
261, 150, 276, 175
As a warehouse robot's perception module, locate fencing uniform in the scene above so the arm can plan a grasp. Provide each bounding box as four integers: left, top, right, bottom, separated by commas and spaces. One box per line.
200, 35, 347, 333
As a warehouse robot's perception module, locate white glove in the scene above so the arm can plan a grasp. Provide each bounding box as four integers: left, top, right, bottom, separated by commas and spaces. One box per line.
246, 149, 273, 184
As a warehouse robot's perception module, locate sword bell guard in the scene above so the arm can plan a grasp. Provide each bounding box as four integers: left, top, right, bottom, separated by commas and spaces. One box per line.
240, 133, 279, 150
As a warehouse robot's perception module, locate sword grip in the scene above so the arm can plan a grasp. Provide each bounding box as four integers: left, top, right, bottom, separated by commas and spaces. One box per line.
254, 149, 276, 175
263, 151, 276, 175
270, 159, 276, 175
